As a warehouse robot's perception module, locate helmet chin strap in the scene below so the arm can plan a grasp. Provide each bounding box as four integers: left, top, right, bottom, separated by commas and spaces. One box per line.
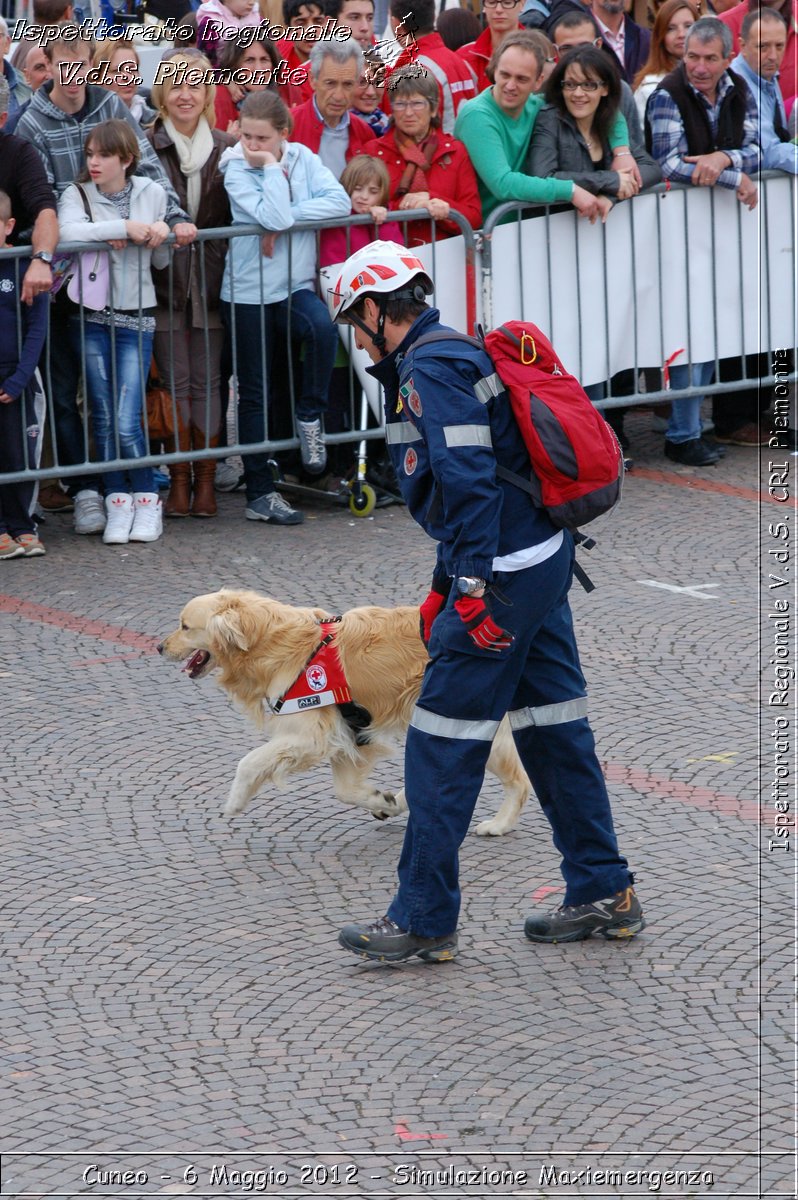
345, 286, 429, 359
347, 297, 389, 358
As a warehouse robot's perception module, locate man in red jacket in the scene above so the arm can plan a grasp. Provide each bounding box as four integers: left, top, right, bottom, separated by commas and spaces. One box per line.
277, 0, 324, 107
383, 0, 478, 131
720, 0, 797, 111
458, 0, 526, 92
290, 39, 375, 175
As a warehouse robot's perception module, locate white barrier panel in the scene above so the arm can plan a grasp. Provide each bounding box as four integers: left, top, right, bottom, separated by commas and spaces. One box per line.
413, 235, 470, 336
319, 234, 471, 417
487, 174, 797, 388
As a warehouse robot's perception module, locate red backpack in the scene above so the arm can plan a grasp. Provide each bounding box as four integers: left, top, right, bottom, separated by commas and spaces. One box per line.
413, 321, 623, 532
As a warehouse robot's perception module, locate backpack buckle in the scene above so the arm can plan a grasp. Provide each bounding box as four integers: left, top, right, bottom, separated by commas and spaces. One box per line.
520, 331, 537, 365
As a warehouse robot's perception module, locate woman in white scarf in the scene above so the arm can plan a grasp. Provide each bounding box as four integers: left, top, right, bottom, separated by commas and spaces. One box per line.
148, 52, 235, 517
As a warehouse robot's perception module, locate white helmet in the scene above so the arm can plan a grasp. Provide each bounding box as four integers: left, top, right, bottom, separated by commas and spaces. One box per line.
327, 240, 433, 324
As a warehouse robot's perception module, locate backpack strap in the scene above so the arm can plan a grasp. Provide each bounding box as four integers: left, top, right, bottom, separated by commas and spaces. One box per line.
407, 331, 597, 592
409, 330, 485, 354
406, 330, 487, 528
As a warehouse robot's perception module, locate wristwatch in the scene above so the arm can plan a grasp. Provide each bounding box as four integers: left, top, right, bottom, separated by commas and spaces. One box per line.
456, 576, 486, 596
32, 251, 53, 265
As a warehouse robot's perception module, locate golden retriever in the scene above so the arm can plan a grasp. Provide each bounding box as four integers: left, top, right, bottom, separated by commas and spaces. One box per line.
158, 588, 530, 835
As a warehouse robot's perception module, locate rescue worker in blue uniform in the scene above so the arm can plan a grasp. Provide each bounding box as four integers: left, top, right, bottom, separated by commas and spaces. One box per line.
328, 241, 645, 962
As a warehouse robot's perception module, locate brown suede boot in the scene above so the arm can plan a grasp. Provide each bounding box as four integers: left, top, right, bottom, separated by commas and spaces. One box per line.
191, 460, 217, 517
190, 425, 218, 517
164, 428, 192, 517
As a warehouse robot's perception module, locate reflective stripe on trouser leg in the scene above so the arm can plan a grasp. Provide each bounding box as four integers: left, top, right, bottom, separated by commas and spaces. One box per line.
508, 697, 589, 730
387, 722, 494, 938
410, 706, 500, 741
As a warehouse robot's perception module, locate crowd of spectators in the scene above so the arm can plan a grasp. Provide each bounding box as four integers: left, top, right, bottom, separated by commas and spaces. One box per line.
0, 0, 795, 556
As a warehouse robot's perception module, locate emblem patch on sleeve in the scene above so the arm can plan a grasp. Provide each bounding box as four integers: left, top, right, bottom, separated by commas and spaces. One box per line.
404, 447, 418, 475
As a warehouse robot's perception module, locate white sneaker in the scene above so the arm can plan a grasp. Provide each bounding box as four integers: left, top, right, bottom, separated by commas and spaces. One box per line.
74, 489, 106, 535
129, 492, 163, 543
103, 493, 134, 544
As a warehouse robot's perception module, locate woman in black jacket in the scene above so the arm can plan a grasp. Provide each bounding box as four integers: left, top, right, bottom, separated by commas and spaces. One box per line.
526, 46, 662, 207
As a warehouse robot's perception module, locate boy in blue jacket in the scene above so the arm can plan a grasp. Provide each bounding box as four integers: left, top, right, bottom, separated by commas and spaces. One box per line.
0, 190, 48, 559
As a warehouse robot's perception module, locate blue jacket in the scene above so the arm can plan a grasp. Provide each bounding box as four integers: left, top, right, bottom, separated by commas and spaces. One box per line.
368, 307, 557, 583
219, 140, 350, 305
0, 258, 48, 402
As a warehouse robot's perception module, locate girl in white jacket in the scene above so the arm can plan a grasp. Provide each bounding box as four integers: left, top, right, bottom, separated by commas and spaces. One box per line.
58, 120, 170, 545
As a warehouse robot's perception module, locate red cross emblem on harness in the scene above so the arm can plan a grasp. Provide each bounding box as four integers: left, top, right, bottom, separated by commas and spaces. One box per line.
306, 664, 328, 691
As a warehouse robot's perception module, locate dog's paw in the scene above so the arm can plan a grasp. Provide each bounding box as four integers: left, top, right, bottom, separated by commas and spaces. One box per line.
371, 791, 403, 820
390, 788, 408, 814
223, 793, 248, 818
475, 816, 516, 836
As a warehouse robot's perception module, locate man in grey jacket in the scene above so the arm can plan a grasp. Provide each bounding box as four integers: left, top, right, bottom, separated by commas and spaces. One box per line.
14, 26, 196, 535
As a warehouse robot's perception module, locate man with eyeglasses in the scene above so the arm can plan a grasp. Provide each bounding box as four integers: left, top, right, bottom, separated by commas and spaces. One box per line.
457, 0, 526, 92
455, 29, 632, 222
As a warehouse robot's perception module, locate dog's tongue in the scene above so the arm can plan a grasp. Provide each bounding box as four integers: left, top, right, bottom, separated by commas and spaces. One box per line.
183, 650, 208, 678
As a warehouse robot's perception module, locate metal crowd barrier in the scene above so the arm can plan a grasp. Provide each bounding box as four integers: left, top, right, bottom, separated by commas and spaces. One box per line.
0, 180, 794, 490
0, 209, 477, 487
479, 171, 797, 413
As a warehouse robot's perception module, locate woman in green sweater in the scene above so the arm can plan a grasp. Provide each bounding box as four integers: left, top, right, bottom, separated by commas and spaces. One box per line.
454, 30, 631, 224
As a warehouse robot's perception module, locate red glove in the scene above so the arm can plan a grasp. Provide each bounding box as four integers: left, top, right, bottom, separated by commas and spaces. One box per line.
419, 587, 447, 648
455, 594, 514, 652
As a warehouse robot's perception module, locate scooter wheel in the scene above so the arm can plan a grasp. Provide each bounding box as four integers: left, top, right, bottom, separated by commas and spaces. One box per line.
349, 484, 376, 517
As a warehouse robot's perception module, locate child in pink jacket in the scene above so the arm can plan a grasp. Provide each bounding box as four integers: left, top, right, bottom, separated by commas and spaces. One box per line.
319, 155, 404, 268
197, 0, 263, 67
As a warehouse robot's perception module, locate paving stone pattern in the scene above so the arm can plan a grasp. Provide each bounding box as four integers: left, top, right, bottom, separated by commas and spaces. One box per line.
0, 415, 792, 1198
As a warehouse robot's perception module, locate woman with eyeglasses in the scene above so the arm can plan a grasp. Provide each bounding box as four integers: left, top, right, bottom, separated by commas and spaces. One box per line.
457, 0, 526, 92
526, 46, 661, 206
361, 64, 481, 245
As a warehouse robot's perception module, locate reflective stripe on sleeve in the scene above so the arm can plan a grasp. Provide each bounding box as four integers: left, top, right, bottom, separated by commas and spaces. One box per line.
443, 424, 493, 449
410, 706, 500, 741
508, 697, 589, 730
385, 422, 423, 445
474, 373, 503, 405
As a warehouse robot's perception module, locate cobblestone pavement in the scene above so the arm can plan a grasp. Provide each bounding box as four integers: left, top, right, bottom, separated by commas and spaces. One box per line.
0, 412, 793, 1199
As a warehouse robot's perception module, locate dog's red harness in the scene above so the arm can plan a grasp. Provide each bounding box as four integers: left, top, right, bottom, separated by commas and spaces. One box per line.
269, 620, 351, 715
267, 620, 371, 741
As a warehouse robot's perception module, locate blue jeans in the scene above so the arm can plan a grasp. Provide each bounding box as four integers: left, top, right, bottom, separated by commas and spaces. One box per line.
667, 361, 714, 444
388, 536, 632, 936
221, 291, 338, 501
75, 321, 156, 495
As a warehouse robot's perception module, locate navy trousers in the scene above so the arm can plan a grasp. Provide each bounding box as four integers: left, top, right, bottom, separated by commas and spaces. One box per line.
388, 535, 632, 937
